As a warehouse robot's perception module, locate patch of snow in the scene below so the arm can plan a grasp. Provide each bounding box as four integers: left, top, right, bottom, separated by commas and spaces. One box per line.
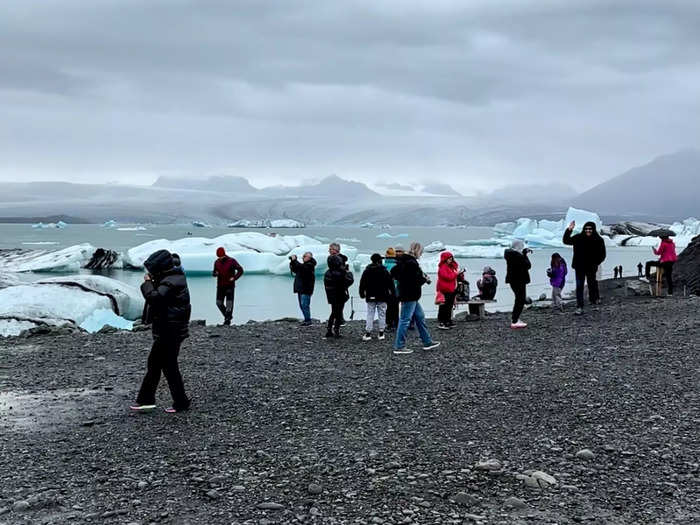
0, 319, 40, 338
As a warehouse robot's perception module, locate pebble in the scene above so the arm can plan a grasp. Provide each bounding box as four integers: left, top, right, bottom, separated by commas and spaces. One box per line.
137, 481, 148, 489
257, 502, 285, 510
532, 470, 557, 486
453, 492, 478, 506
504, 496, 527, 509
308, 483, 323, 495
206, 489, 221, 500
576, 448, 595, 460
13, 501, 30, 511
475, 459, 502, 471
232, 485, 245, 492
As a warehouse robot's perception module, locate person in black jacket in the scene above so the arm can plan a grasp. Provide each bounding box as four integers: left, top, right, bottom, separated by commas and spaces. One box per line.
562, 220, 606, 315
359, 253, 396, 341
324, 254, 354, 339
290, 251, 316, 326
131, 249, 192, 413
504, 240, 531, 329
390, 242, 440, 354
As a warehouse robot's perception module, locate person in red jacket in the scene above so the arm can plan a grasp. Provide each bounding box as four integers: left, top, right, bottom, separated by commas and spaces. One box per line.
436, 251, 464, 329
213, 247, 244, 325
645, 236, 678, 295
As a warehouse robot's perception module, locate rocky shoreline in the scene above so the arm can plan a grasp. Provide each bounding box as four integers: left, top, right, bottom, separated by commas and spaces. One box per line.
0, 294, 699, 524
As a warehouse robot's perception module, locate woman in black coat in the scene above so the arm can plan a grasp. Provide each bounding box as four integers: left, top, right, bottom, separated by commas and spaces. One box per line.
131, 249, 192, 413
504, 240, 531, 329
324, 254, 354, 339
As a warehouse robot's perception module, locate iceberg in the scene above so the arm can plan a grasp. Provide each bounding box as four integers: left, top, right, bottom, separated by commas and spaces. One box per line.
424, 241, 445, 253
269, 219, 305, 228
376, 232, 393, 239
117, 226, 147, 231
446, 245, 508, 258
79, 309, 134, 333
0, 244, 98, 273
31, 221, 67, 229
228, 219, 305, 228
192, 221, 211, 228
102, 220, 118, 228
335, 237, 361, 244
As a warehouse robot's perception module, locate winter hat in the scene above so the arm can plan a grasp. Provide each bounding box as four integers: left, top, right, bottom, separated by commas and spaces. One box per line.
385, 247, 396, 258
482, 265, 494, 274
510, 240, 525, 252
371, 253, 383, 264
216, 247, 226, 257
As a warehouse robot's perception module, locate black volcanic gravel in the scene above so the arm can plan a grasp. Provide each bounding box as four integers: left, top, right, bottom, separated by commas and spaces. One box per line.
0, 295, 699, 524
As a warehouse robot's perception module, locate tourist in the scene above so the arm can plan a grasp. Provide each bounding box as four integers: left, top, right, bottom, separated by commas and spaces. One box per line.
327, 242, 348, 325
359, 253, 395, 341
637, 262, 643, 278
290, 251, 317, 326
504, 240, 531, 329
645, 235, 678, 295
618, 265, 623, 278
436, 251, 463, 329
547, 253, 568, 311
131, 249, 191, 414
391, 242, 440, 354
614, 266, 619, 279
384, 247, 399, 330
562, 221, 606, 315
212, 247, 244, 325
324, 254, 354, 339
475, 266, 498, 300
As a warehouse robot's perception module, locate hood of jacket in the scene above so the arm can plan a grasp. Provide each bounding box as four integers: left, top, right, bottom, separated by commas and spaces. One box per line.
439, 251, 454, 265
144, 249, 175, 276
583, 221, 601, 236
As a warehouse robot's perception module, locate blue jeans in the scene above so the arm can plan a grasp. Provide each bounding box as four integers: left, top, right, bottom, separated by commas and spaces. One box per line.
297, 293, 311, 322
394, 301, 433, 349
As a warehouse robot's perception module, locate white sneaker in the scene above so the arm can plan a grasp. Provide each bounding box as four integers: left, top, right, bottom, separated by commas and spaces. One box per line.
437, 323, 450, 330
393, 348, 413, 355
510, 320, 527, 329
422, 342, 441, 350
362, 333, 372, 341
378, 332, 385, 340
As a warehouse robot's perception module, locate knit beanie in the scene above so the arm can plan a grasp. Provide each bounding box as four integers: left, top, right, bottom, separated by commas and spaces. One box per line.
216, 247, 226, 257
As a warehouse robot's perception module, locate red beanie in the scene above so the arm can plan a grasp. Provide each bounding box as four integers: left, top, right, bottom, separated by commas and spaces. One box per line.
216, 247, 226, 257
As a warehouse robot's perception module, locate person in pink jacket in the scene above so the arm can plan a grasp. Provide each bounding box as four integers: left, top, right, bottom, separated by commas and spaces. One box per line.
436, 251, 464, 329
645, 236, 678, 295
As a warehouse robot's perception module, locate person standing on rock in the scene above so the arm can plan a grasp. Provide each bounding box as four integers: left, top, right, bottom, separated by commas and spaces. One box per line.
436, 251, 463, 329
290, 251, 317, 326
504, 240, 532, 329
637, 262, 643, 278
391, 242, 440, 354
547, 253, 567, 311
563, 221, 606, 315
131, 249, 191, 414
383, 247, 399, 331
359, 253, 395, 341
324, 254, 354, 338
645, 235, 678, 295
213, 247, 244, 325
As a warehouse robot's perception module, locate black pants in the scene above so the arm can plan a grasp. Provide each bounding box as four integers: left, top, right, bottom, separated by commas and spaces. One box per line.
510, 283, 527, 323
137, 336, 190, 410
438, 291, 456, 324
385, 297, 399, 329
575, 267, 600, 308
216, 286, 235, 321
645, 261, 674, 294
327, 301, 345, 334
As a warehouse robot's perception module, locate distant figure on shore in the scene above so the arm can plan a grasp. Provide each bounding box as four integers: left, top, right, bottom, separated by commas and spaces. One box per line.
383, 247, 399, 330
614, 266, 619, 279
324, 254, 354, 338
290, 251, 317, 326
390, 242, 440, 354
436, 252, 463, 330
618, 265, 623, 278
637, 262, 643, 278
327, 243, 348, 326
132, 249, 191, 414
563, 221, 606, 315
475, 266, 497, 301
547, 253, 568, 311
213, 247, 244, 326
504, 240, 531, 329
359, 253, 395, 341
645, 236, 678, 295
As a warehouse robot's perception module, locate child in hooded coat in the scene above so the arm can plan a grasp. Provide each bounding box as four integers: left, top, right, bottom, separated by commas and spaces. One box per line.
547, 253, 568, 311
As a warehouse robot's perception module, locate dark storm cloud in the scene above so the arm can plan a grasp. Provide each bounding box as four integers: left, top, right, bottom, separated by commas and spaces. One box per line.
1, 0, 699, 192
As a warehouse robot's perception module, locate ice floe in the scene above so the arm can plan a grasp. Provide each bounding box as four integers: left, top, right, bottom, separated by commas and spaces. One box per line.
79, 308, 134, 333
0, 244, 99, 273
32, 221, 68, 229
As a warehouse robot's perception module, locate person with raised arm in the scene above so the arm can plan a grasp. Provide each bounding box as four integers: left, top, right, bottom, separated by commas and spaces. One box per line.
562, 221, 606, 315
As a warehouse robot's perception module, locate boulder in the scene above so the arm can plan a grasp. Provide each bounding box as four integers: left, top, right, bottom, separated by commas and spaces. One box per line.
675, 235, 700, 295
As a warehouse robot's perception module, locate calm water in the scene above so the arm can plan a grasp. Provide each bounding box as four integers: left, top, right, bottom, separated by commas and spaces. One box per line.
0, 224, 652, 325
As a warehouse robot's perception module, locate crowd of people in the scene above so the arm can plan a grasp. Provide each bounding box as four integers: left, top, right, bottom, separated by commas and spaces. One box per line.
129, 228, 678, 413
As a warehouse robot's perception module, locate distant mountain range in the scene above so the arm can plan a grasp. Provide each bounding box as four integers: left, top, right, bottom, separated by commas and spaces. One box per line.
0, 150, 697, 225
573, 149, 700, 220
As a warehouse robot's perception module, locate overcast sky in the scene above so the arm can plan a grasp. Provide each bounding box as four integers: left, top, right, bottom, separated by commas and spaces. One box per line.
1, 0, 699, 193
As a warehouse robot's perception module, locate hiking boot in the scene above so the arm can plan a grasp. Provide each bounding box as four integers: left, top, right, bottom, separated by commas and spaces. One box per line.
378, 331, 385, 340
574, 308, 584, 316
362, 333, 372, 341
422, 341, 441, 351
393, 348, 413, 355
438, 323, 450, 330
300, 321, 312, 327
510, 320, 527, 329
223, 318, 232, 326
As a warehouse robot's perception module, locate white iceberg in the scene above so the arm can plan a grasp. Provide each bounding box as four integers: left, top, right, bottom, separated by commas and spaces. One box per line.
0, 244, 98, 273
376, 232, 393, 239
79, 309, 134, 333
102, 220, 118, 228
424, 241, 445, 253
446, 245, 509, 258
228, 219, 268, 228
192, 221, 211, 228
335, 237, 361, 244
269, 219, 305, 228
117, 226, 147, 231
31, 221, 67, 229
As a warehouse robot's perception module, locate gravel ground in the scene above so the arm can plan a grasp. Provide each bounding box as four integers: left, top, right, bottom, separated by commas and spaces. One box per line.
0, 292, 699, 524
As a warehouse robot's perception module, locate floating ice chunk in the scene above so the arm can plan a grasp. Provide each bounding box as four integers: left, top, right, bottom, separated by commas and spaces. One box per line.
376, 232, 393, 239
102, 220, 118, 228
192, 221, 211, 228
79, 308, 134, 333
445, 245, 508, 258
0, 244, 97, 273
493, 222, 516, 235
269, 219, 305, 228
463, 238, 511, 247
424, 241, 445, 253
117, 226, 147, 231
